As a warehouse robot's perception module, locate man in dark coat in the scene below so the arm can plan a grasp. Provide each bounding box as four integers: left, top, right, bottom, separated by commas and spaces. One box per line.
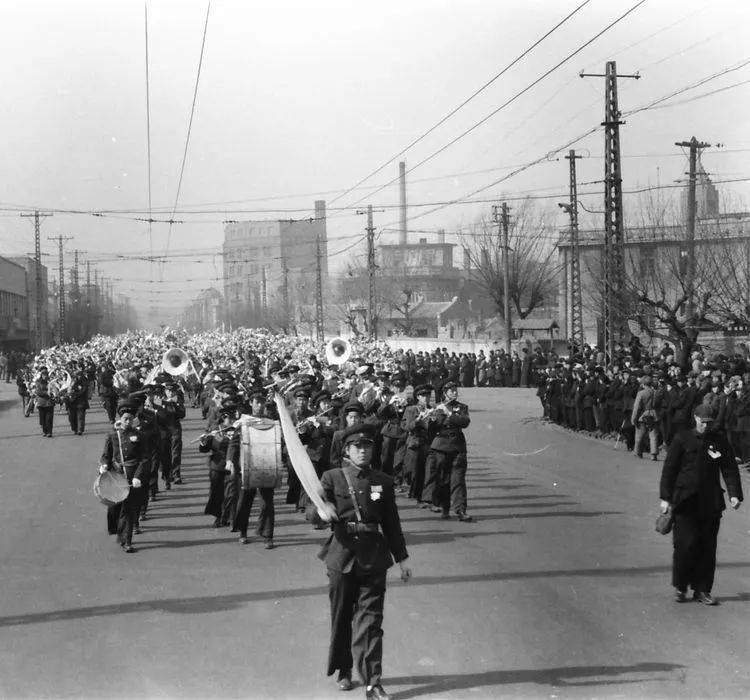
314, 423, 411, 699
659, 404, 743, 604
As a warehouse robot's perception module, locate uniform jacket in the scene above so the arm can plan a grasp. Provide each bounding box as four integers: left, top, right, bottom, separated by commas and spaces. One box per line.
101, 426, 148, 482
34, 379, 54, 408
199, 431, 235, 472
631, 385, 656, 426
316, 459, 408, 573
660, 428, 743, 514
429, 399, 470, 453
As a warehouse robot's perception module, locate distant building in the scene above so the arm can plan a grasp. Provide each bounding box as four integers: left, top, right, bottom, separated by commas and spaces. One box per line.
180, 288, 223, 331
376, 234, 463, 301
557, 213, 750, 349
681, 162, 719, 220
7, 255, 49, 348
223, 200, 328, 320
0, 256, 30, 349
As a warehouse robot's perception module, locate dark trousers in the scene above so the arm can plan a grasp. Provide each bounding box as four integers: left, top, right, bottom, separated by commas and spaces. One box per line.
672, 502, 722, 593
222, 469, 239, 526
423, 450, 468, 513
166, 424, 182, 478
233, 487, 275, 538
107, 487, 144, 545
67, 405, 86, 433
38, 405, 54, 434
101, 395, 117, 423
327, 566, 386, 687
204, 469, 226, 519
404, 444, 428, 501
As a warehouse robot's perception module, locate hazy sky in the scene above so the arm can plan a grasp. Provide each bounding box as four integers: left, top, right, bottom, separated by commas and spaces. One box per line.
1, 0, 748, 327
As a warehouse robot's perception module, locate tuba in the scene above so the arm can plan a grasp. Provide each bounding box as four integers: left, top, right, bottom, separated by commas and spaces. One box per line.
162, 347, 190, 375
162, 347, 201, 382
325, 337, 351, 366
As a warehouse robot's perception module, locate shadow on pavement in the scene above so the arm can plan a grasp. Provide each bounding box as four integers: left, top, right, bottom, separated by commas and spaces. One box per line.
387, 662, 685, 699
405, 510, 621, 523
3, 565, 750, 628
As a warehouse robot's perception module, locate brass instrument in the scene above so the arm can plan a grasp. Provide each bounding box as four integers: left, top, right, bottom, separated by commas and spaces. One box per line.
416, 402, 448, 422
189, 425, 236, 445
295, 407, 335, 434
325, 337, 351, 366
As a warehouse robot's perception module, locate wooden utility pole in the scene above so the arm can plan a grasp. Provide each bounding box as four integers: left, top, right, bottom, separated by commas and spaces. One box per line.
581, 61, 640, 361
357, 205, 384, 339
48, 234, 72, 344
675, 136, 711, 333
566, 150, 584, 351
501, 203, 511, 353
314, 234, 325, 343
21, 211, 52, 349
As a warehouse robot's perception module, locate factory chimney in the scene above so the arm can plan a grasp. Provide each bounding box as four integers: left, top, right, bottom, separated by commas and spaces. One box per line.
399, 162, 407, 246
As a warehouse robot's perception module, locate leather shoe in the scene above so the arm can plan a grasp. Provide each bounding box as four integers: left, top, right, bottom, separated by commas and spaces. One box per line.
337, 673, 353, 691
694, 591, 718, 605
123, 544, 135, 553
239, 536, 249, 545
457, 511, 474, 522
264, 538, 275, 550
673, 588, 687, 603
365, 685, 390, 700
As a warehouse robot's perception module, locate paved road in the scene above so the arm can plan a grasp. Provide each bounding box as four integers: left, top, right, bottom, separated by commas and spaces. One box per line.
1, 382, 749, 699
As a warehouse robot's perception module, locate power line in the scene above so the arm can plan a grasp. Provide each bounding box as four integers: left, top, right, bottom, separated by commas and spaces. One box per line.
337, 0, 649, 215
165, 2, 211, 257
327, 0, 593, 208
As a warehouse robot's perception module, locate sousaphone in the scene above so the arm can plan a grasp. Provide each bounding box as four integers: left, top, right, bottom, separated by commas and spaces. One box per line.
325, 337, 351, 366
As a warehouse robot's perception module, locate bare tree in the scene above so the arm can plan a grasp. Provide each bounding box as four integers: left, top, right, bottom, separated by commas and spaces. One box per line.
460, 199, 560, 324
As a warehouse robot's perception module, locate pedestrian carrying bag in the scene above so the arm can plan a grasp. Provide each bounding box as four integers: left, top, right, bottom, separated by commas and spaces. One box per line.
655, 507, 673, 535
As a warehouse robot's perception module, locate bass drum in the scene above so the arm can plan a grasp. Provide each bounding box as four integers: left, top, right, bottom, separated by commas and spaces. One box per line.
93, 469, 131, 507
240, 418, 283, 489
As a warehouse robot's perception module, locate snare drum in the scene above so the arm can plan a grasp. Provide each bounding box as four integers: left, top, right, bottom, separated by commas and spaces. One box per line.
240, 419, 283, 489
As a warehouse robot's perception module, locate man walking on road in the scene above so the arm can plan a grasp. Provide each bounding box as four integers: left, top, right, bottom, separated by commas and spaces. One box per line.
659, 404, 743, 605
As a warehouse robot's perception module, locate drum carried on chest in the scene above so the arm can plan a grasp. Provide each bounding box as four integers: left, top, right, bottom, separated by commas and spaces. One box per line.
240, 418, 283, 489
93, 469, 131, 506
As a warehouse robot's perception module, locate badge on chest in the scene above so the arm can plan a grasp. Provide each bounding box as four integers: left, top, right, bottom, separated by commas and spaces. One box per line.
370, 484, 383, 501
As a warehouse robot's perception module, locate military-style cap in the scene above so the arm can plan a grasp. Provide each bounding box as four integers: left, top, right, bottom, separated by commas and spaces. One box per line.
293, 387, 310, 399
694, 404, 716, 422
312, 390, 331, 406
248, 389, 266, 402
117, 400, 138, 416
342, 422, 377, 446
414, 384, 433, 396
442, 380, 458, 392
343, 400, 365, 414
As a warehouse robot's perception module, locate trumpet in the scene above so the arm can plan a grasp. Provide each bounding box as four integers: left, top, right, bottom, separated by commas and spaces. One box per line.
295, 406, 335, 433
189, 425, 236, 445
417, 403, 448, 422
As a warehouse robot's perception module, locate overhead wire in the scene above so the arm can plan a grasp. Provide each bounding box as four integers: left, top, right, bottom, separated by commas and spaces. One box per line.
336, 0, 649, 216
327, 0, 594, 207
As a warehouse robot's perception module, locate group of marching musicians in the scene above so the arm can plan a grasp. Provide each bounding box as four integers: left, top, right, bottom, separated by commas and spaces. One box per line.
85, 348, 473, 555
195, 359, 475, 550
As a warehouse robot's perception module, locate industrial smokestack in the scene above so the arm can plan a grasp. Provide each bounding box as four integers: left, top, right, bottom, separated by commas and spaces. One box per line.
314, 200, 326, 220
399, 161, 407, 246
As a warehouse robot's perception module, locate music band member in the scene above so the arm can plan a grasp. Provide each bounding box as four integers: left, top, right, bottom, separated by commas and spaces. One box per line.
66, 368, 90, 436
99, 401, 149, 553
423, 381, 473, 521
34, 367, 55, 437
199, 406, 237, 528
314, 423, 411, 700
229, 391, 277, 548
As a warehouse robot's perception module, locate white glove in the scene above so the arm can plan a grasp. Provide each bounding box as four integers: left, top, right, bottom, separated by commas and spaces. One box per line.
131, 478, 142, 488
730, 497, 741, 510
317, 502, 338, 522
98, 464, 108, 474
225, 461, 234, 474
659, 500, 670, 514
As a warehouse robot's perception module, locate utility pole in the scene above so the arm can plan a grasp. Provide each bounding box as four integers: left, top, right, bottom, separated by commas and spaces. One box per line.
281, 254, 290, 332
48, 234, 72, 345
85, 259, 92, 340
566, 149, 584, 351
356, 205, 384, 339
501, 203, 511, 353
675, 137, 712, 338
72, 250, 80, 342
581, 61, 640, 361
314, 234, 325, 343
21, 210, 52, 350
260, 265, 268, 311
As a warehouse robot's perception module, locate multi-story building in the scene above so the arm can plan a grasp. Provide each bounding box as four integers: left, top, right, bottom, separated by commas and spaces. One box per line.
7, 255, 49, 348
180, 288, 223, 331
223, 200, 328, 321
0, 256, 30, 349
557, 212, 750, 350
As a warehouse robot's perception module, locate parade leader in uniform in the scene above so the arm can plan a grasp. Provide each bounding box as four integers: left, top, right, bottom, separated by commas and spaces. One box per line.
314, 423, 412, 700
